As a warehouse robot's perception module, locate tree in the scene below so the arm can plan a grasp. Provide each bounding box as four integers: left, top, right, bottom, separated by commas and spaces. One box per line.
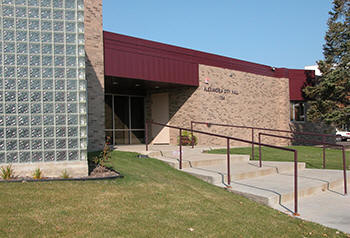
303, 0, 350, 128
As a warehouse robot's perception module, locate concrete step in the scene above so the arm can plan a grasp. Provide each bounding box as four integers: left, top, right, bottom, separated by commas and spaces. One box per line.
226, 169, 350, 207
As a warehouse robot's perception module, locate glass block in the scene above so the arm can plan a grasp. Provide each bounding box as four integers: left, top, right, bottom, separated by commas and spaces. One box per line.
77, 11, 84, 22
55, 80, 65, 90
44, 151, 55, 162
54, 68, 64, 78
53, 21, 64, 32
79, 92, 86, 102
43, 91, 53, 102
31, 115, 42, 125
5, 91, 16, 102
0, 141, 4, 151
68, 139, 78, 149
6, 140, 17, 151
54, 56, 64, 66
42, 67, 53, 78
17, 67, 28, 77
43, 103, 53, 113
79, 34, 85, 44
78, 57, 85, 68
44, 127, 54, 137
65, 10, 75, 20
68, 150, 78, 160
56, 151, 66, 161
4, 42, 15, 53
28, 7, 39, 18
53, 9, 63, 19
19, 152, 31, 163
3, 6, 14, 17
7, 152, 18, 163
41, 9, 51, 19
67, 103, 77, 113
29, 31, 40, 42
41, 32, 52, 43
78, 45, 84, 56
0, 116, 4, 126
66, 33, 76, 43
40, 0, 51, 7
55, 103, 65, 113
55, 115, 66, 125
31, 139, 42, 150
53, 0, 63, 8
44, 139, 54, 149
19, 140, 30, 150
78, 68, 85, 79
29, 43, 40, 54
68, 115, 78, 125
43, 115, 54, 125
6, 128, 17, 138
16, 31, 27, 41
56, 139, 66, 150
68, 126, 77, 137
0, 105, 3, 114
18, 80, 28, 90
67, 80, 77, 90
54, 45, 64, 55
66, 22, 75, 32
4, 30, 15, 41
30, 80, 41, 90
4, 54, 15, 65
30, 67, 40, 78
18, 92, 29, 102
19, 128, 30, 138
66, 56, 76, 66
17, 55, 28, 66
30, 55, 40, 66
5, 79, 16, 89
0, 93, 3, 102
42, 44, 52, 54
42, 80, 53, 89
30, 91, 41, 101
18, 115, 29, 126
77, 0, 84, 9
16, 0, 26, 5
15, 7, 27, 18
42, 56, 52, 66
0, 129, 3, 138
55, 91, 65, 101
54, 32, 64, 43
31, 127, 42, 137
66, 45, 76, 55
18, 104, 29, 114
6, 116, 17, 126
80, 115, 86, 126
0, 153, 4, 163
5, 66, 15, 78
32, 151, 43, 162
16, 42, 27, 53
66, 68, 76, 78
67, 92, 76, 101
78, 23, 84, 33
28, 0, 39, 6
16, 19, 27, 30
30, 104, 41, 115
29, 19, 40, 30
5, 103, 16, 114
80, 138, 87, 149
3, 18, 15, 29
56, 127, 65, 137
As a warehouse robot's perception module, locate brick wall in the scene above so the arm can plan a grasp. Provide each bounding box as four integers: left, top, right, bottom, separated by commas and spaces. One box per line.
166, 65, 291, 147
84, 0, 105, 151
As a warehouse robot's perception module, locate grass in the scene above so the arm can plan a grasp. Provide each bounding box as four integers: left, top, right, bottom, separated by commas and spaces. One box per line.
206, 146, 350, 170
0, 151, 347, 237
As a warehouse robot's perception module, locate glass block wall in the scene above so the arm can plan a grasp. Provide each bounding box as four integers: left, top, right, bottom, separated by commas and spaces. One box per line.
0, 0, 87, 164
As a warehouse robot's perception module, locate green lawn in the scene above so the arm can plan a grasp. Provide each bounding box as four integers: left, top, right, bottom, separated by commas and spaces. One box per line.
0, 151, 347, 237
206, 146, 350, 170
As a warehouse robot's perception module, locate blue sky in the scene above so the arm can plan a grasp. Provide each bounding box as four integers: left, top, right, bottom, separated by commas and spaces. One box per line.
103, 0, 332, 69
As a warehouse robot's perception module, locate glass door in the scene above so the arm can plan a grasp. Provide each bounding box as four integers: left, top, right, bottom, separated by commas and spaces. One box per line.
105, 95, 145, 145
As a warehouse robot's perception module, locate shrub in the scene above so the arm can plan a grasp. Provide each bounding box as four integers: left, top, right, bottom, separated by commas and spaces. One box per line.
93, 143, 112, 167
178, 130, 198, 146
0, 165, 15, 180
60, 170, 70, 179
32, 168, 43, 180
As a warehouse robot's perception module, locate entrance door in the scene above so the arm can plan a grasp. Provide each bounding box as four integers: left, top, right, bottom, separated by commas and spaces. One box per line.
151, 93, 170, 144
105, 95, 145, 145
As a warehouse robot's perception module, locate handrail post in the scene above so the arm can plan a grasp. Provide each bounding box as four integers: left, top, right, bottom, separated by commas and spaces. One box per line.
322, 135, 326, 169
342, 146, 347, 195
145, 121, 149, 151
179, 129, 182, 170
251, 128, 255, 160
258, 133, 262, 167
294, 150, 299, 216
191, 121, 194, 149
227, 138, 231, 186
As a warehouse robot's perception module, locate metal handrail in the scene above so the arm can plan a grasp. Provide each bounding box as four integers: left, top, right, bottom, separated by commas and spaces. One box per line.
259, 132, 347, 196
191, 120, 346, 169
145, 120, 300, 215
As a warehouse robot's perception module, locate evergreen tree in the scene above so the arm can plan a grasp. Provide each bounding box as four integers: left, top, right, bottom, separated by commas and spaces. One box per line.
303, 0, 350, 128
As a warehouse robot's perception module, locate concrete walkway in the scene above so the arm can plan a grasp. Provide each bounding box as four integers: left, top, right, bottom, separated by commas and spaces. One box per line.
116, 144, 350, 234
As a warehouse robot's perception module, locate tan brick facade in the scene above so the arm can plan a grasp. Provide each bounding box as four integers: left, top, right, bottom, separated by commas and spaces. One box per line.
150, 64, 291, 147
84, 0, 105, 151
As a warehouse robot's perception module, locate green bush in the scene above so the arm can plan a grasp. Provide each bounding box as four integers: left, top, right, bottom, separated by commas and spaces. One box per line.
178, 130, 198, 146
0, 165, 15, 180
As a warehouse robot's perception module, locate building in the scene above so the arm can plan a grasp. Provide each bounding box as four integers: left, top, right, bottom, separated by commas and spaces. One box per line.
0, 0, 318, 177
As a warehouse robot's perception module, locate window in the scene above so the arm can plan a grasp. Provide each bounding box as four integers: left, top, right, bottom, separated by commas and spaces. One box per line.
290, 102, 306, 122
